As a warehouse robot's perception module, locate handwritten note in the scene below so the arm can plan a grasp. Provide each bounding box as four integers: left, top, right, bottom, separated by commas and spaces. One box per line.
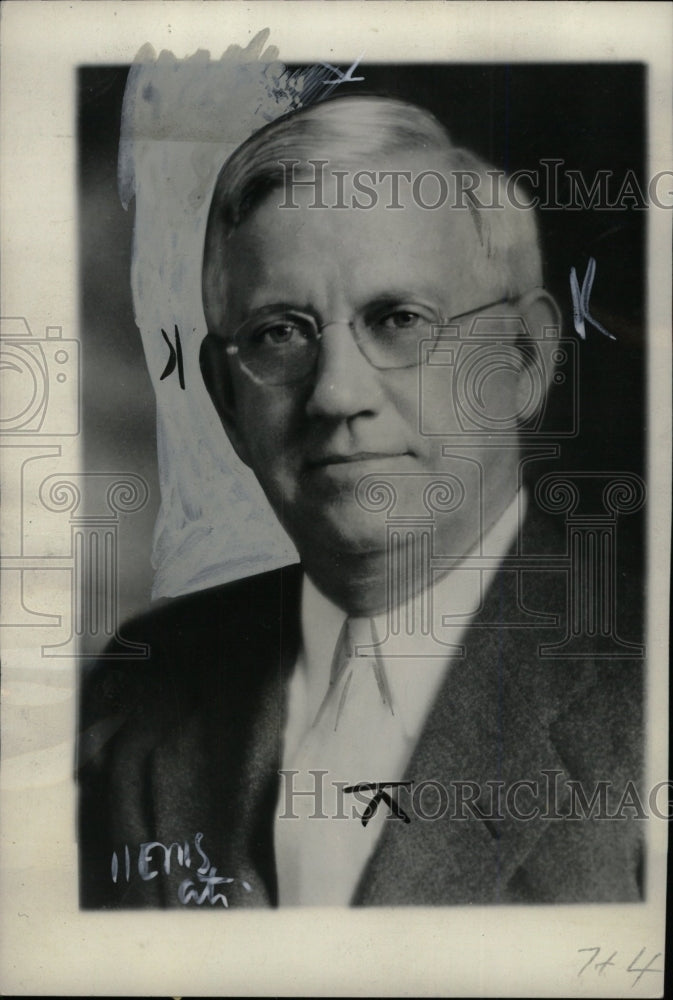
577, 946, 662, 987
321, 54, 365, 86
159, 324, 185, 389
569, 257, 616, 341
111, 832, 252, 907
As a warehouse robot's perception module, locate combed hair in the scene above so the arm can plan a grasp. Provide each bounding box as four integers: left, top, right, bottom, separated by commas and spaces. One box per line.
203, 95, 542, 332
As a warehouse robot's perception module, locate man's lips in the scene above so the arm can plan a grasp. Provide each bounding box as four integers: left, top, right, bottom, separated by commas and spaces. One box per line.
306, 451, 411, 469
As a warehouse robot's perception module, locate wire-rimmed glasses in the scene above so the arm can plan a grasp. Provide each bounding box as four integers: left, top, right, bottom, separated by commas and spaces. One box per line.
219, 296, 511, 386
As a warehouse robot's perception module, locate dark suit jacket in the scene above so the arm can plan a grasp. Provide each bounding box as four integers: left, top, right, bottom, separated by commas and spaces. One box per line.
78, 507, 644, 908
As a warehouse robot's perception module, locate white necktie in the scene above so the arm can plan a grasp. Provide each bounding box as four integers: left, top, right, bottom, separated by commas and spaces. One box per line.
313, 616, 395, 731
275, 617, 410, 905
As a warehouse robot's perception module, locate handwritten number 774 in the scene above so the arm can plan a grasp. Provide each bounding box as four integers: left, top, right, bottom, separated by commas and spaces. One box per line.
577, 946, 662, 986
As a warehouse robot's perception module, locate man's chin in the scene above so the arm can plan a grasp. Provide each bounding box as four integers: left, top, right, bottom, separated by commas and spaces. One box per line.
286, 504, 390, 561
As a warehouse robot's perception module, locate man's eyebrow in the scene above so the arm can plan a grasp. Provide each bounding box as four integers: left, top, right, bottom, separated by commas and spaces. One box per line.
238, 301, 311, 319
359, 291, 442, 311
237, 289, 446, 322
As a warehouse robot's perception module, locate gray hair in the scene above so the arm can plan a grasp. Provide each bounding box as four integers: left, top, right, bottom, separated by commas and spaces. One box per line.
202, 95, 542, 332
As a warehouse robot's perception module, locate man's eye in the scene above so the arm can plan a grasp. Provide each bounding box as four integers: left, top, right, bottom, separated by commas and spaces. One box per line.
253, 322, 307, 346
375, 309, 426, 331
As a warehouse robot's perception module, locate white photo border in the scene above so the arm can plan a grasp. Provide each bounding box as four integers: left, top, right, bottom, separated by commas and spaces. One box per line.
1, 2, 670, 996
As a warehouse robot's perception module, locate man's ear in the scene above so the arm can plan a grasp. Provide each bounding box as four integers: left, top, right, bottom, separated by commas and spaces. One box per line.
514, 287, 563, 417
199, 333, 252, 467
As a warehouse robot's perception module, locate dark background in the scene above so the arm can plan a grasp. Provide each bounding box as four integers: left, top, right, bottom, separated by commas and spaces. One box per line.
78, 63, 647, 646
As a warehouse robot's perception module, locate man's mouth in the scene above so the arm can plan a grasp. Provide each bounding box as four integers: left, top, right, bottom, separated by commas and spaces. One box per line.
307, 451, 410, 468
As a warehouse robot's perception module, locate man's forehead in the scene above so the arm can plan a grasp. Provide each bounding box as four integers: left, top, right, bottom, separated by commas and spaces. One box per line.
276, 149, 467, 205
227, 148, 485, 251
221, 185, 494, 317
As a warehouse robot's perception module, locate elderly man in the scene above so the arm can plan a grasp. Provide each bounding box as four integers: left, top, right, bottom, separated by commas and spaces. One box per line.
78, 95, 643, 908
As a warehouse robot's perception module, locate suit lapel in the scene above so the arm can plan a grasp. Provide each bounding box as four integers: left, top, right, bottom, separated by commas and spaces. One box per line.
211, 563, 303, 906
151, 565, 302, 908
355, 513, 597, 905
149, 509, 599, 907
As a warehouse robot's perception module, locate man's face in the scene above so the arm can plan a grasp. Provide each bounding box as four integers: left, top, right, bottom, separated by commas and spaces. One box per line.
207, 163, 532, 585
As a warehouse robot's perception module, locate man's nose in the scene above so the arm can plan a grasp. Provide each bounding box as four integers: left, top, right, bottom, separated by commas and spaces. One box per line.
305, 321, 384, 420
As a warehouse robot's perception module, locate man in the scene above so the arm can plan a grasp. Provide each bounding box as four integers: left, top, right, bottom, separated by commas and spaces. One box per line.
78, 95, 643, 908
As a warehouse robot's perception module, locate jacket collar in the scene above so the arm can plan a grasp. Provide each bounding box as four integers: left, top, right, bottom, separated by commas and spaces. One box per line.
232, 508, 597, 906
154, 507, 596, 907
353, 506, 597, 904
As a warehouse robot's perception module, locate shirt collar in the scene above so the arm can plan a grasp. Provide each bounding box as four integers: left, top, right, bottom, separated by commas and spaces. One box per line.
299, 488, 526, 729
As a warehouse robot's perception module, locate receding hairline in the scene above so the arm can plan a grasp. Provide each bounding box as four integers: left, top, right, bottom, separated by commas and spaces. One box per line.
206, 95, 487, 233
202, 94, 543, 332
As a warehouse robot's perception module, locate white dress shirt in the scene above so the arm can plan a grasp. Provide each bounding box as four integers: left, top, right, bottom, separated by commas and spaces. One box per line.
274, 490, 524, 905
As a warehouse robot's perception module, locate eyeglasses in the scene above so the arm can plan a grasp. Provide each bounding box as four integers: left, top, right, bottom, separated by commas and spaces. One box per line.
220, 296, 512, 386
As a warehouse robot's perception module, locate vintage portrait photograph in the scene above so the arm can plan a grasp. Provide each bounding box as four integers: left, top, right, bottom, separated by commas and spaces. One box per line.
79, 55, 650, 910
1, 2, 670, 996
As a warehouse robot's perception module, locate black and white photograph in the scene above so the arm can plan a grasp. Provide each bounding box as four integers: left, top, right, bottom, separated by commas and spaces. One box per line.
1, 2, 670, 995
